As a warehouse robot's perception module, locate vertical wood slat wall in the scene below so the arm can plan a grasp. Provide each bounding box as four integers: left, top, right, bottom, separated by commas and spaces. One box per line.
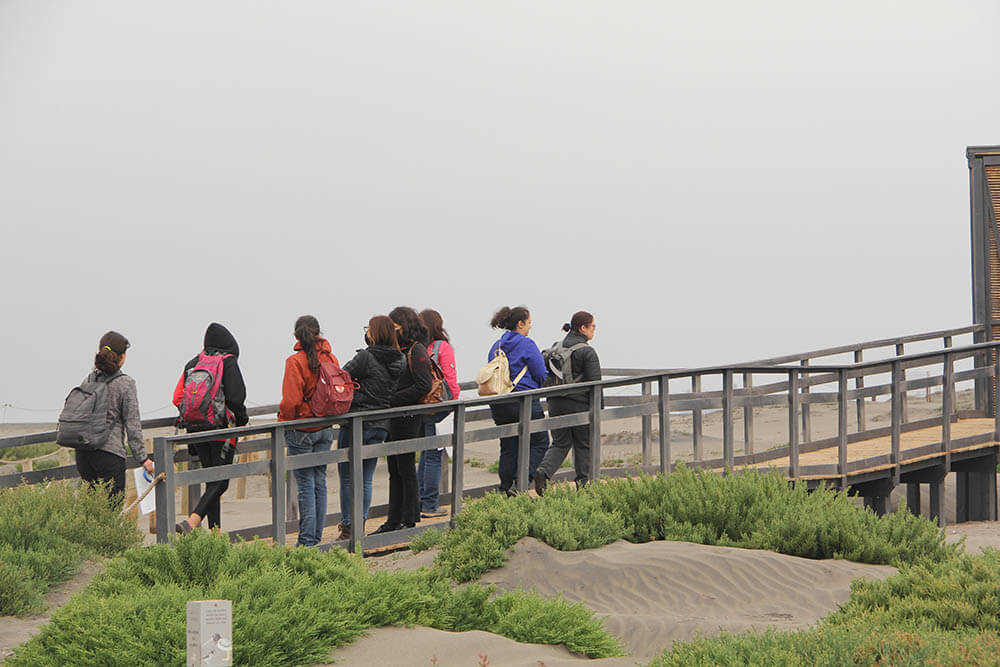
987, 166, 1000, 407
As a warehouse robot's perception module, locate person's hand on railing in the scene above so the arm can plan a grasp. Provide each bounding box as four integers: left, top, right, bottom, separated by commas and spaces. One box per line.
142, 457, 155, 474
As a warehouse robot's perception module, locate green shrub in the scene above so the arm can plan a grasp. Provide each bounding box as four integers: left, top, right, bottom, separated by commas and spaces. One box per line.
0, 482, 142, 615
32, 457, 61, 471
10, 531, 623, 666
649, 624, 1000, 666
0, 442, 59, 461
431, 466, 955, 582
410, 527, 445, 553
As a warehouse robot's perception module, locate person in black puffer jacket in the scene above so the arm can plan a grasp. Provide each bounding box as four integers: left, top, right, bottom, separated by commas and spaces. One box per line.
335, 315, 406, 541
172, 323, 249, 533
535, 311, 601, 495
372, 306, 432, 534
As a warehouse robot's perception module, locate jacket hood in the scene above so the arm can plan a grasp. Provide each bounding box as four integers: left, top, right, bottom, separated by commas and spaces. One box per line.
562, 330, 589, 347
204, 323, 239, 357
369, 345, 406, 378
293, 337, 332, 354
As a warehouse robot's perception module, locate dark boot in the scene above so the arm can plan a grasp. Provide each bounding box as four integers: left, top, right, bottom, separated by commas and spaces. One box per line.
534, 469, 548, 496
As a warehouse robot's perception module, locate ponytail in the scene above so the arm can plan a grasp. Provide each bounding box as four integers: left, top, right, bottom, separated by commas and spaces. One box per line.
94, 331, 129, 374
294, 315, 322, 372
490, 305, 530, 331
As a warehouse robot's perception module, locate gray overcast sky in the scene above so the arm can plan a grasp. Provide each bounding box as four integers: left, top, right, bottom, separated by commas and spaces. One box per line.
2, 1, 999, 420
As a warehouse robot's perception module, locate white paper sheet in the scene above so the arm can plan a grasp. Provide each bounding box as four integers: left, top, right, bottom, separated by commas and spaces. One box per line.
132, 467, 156, 515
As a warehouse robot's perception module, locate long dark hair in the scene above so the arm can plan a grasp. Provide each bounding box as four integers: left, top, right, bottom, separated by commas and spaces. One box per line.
419, 309, 449, 343
563, 311, 594, 333
490, 306, 530, 331
294, 315, 322, 372
95, 331, 129, 374
367, 315, 399, 349
388, 306, 427, 348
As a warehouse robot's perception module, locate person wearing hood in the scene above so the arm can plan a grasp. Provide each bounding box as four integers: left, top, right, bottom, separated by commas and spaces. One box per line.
534, 311, 601, 495
335, 315, 406, 541
487, 306, 550, 496
172, 322, 249, 534
278, 315, 340, 547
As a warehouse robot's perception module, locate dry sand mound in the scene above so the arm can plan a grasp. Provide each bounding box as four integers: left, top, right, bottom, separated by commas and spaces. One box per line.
480, 538, 896, 660
326, 625, 642, 666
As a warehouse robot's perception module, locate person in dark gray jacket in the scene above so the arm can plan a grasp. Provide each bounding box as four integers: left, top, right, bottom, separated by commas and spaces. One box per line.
74, 331, 155, 504
535, 311, 601, 495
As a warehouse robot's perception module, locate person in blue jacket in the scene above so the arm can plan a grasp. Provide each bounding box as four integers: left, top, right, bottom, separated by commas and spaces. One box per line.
487, 305, 550, 496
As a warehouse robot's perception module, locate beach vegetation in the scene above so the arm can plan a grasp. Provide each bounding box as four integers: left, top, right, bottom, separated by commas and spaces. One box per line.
651, 549, 1000, 665
0, 482, 142, 615
8, 530, 624, 665
0, 442, 59, 461
430, 466, 955, 582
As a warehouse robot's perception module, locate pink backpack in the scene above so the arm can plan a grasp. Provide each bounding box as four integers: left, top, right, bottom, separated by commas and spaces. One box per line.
179, 351, 232, 430
307, 358, 356, 417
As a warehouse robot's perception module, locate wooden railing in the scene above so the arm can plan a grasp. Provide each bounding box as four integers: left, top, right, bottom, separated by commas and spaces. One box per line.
2, 325, 996, 553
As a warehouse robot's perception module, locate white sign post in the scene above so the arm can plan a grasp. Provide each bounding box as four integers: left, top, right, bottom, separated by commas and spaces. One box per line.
186, 600, 233, 666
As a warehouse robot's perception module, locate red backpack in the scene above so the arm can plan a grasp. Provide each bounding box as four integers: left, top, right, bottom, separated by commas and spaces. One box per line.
307, 358, 356, 417
179, 351, 232, 431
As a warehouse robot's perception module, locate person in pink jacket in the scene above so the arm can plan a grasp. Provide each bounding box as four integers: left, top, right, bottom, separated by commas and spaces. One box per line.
417, 309, 460, 517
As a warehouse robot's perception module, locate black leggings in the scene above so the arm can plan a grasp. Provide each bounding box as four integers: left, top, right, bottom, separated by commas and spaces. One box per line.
76, 449, 126, 506
387, 416, 421, 527
191, 441, 231, 529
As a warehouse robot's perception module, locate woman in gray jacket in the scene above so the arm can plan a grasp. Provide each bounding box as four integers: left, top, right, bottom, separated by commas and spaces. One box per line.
74, 331, 154, 503
534, 312, 600, 495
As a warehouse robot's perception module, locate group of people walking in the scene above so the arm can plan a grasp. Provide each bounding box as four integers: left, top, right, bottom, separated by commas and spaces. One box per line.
70, 305, 600, 547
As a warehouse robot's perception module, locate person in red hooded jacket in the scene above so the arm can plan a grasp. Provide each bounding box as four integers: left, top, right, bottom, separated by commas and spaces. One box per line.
278, 315, 340, 547
172, 323, 248, 534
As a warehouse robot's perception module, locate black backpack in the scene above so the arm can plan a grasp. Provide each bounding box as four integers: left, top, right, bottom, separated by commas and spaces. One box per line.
542, 342, 588, 386
56, 371, 121, 450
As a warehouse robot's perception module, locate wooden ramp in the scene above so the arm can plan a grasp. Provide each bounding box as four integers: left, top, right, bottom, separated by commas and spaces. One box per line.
730, 417, 999, 525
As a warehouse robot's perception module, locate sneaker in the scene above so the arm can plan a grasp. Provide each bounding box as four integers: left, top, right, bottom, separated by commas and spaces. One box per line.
337, 524, 352, 541
421, 509, 447, 518
175, 519, 193, 535
534, 470, 548, 497
504, 488, 518, 498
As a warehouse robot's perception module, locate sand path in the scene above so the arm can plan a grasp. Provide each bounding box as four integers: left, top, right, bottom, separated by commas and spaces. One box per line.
0, 561, 104, 664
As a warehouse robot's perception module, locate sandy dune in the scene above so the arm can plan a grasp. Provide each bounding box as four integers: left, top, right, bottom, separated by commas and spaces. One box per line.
332, 537, 896, 665
480, 538, 896, 660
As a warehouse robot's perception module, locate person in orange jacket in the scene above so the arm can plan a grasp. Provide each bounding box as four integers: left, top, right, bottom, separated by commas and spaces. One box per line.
278, 315, 339, 547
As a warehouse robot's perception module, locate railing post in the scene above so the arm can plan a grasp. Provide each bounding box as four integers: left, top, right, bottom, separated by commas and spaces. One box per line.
271, 425, 287, 546
658, 375, 671, 474
517, 394, 531, 493
450, 405, 466, 522
891, 361, 902, 478
590, 384, 602, 480
800, 360, 811, 444
186, 456, 201, 522
854, 350, 866, 432
153, 436, 174, 544
641, 382, 652, 466
788, 370, 799, 479
349, 416, 364, 553
896, 343, 908, 424
994, 347, 1000, 440
944, 335, 956, 411
692, 375, 703, 461
722, 370, 734, 470
838, 368, 848, 485
943, 352, 954, 471
742, 372, 754, 459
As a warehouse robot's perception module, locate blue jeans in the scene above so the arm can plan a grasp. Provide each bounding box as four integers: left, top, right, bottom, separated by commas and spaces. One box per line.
337, 424, 388, 528
287, 427, 334, 547
417, 417, 444, 513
